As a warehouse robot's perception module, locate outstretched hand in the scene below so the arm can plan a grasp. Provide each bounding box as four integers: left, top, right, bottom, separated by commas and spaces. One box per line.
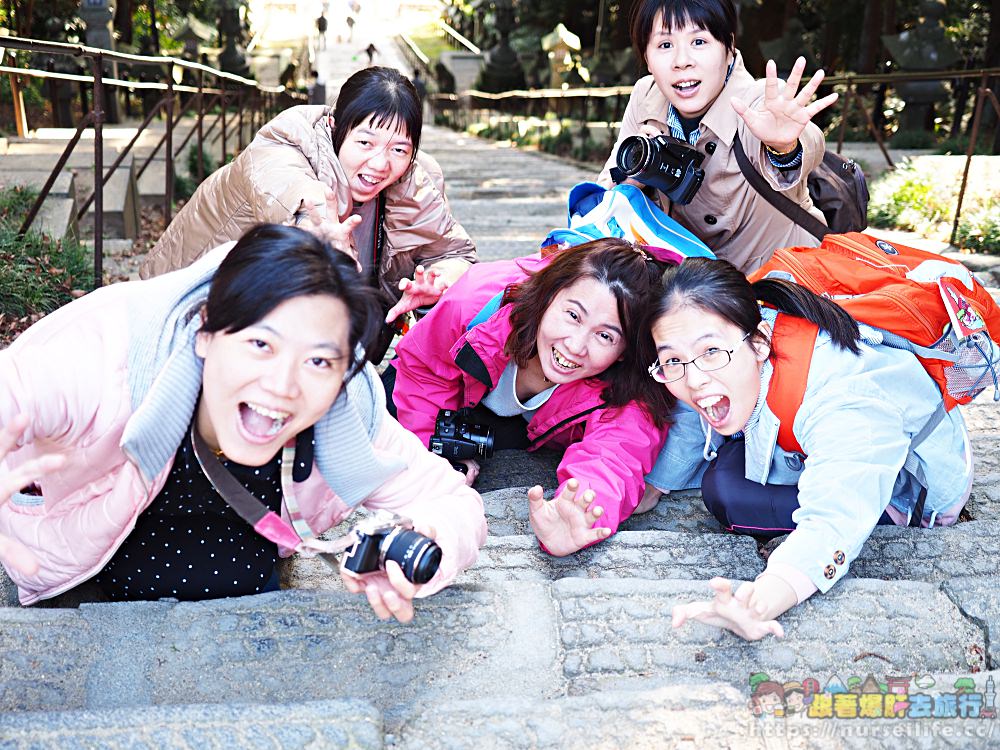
0, 416, 65, 576
731, 57, 839, 155
339, 522, 437, 623
527, 478, 610, 557
385, 265, 450, 324
672, 577, 786, 641
297, 186, 361, 256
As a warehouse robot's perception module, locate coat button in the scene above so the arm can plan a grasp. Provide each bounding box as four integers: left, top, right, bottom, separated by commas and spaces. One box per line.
834, 550, 846, 565
705, 141, 717, 154
704, 215, 717, 225
824, 565, 836, 580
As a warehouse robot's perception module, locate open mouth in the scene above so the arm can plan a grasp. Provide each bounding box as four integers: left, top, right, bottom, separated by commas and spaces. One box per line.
696, 394, 730, 427
552, 346, 581, 373
239, 402, 291, 439
357, 174, 384, 189
673, 80, 701, 95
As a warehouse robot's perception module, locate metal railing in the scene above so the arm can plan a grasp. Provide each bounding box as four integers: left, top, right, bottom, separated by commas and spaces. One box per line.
0, 35, 305, 287
431, 66, 1000, 244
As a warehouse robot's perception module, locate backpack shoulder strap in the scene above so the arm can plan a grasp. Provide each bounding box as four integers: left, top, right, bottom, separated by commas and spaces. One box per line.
466, 291, 505, 331
765, 313, 820, 455
731, 137, 831, 241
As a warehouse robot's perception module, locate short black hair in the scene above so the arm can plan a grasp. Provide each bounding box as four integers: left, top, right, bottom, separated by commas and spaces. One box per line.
631, 0, 739, 65
331, 66, 422, 158
202, 224, 382, 380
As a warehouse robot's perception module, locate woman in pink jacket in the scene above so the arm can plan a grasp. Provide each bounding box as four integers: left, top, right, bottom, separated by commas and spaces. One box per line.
385, 238, 673, 556
0, 224, 486, 619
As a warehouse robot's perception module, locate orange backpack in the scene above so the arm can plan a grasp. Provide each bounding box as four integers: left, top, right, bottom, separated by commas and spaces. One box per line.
748, 232, 1000, 454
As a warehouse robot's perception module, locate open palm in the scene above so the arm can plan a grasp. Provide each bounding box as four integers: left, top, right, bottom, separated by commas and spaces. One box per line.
731, 57, 839, 153
527, 479, 610, 557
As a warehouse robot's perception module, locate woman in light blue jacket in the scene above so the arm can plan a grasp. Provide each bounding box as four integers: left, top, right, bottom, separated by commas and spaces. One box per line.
644, 258, 973, 640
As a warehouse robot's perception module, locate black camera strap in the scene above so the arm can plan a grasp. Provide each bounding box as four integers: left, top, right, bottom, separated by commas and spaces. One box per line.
731, 137, 830, 241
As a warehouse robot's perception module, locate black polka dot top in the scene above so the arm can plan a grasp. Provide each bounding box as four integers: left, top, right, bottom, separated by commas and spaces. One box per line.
95, 426, 314, 601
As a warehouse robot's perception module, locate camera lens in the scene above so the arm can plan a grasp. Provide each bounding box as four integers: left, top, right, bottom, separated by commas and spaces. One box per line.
381, 528, 442, 585
617, 136, 648, 174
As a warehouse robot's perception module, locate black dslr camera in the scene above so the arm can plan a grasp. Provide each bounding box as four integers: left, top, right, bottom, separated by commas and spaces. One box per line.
340, 511, 442, 585
430, 408, 495, 463
613, 134, 705, 205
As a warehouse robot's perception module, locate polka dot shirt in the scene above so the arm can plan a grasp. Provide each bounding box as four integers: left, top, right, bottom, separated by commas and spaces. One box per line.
95, 429, 312, 602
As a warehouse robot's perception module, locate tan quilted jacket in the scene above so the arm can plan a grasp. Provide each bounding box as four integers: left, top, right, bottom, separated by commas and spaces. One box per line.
140, 105, 476, 303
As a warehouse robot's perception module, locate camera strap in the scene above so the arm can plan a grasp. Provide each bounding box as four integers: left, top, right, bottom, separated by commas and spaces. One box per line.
731, 137, 830, 241
190, 426, 349, 565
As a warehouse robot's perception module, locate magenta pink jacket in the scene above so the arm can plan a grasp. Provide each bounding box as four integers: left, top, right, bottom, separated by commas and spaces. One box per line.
391, 255, 669, 539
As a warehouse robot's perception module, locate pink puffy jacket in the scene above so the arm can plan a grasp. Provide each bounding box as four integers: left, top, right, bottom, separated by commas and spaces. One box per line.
391, 255, 669, 539
0, 247, 486, 605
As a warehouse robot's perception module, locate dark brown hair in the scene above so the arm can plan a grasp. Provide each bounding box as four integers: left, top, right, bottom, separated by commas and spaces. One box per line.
502, 237, 674, 427
630, 0, 739, 66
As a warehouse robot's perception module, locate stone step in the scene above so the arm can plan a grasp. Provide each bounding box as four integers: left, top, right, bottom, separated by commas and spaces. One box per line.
0, 699, 383, 749
29, 196, 78, 243
0, 169, 76, 199
0, 580, 983, 718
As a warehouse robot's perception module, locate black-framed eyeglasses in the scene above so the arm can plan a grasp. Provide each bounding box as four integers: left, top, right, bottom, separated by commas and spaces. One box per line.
648, 331, 753, 384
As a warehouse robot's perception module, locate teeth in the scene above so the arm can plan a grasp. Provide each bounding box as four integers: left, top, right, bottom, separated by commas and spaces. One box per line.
247, 403, 290, 420
359, 175, 381, 186
697, 395, 723, 422
552, 348, 580, 369
675, 81, 698, 89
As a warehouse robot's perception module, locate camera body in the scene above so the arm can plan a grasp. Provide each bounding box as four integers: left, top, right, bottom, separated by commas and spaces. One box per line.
430, 408, 495, 462
614, 134, 705, 205
340, 510, 442, 585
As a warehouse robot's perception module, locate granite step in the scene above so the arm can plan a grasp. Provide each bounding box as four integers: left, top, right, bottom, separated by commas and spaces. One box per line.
0, 580, 984, 718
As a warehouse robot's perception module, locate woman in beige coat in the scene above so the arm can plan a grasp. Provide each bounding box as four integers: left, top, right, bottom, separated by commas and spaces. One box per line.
141, 66, 476, 360
598, 0, 839, 273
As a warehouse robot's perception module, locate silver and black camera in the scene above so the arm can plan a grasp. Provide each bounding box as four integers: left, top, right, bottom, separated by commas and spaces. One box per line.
337, 511, 442, 585
613, 133, 705, 205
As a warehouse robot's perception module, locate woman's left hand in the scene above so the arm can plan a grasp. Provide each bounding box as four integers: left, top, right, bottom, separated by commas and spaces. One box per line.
672, 577, 786, 641
730, 57, 839, 155
527, 479, 611, 556
384, 265, 450, 324
339, 522, 437, 623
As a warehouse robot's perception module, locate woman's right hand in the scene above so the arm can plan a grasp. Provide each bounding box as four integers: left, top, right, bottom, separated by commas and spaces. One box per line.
618, 123, 665, 190
0, 416, 65, 576
296, 187, 362, 256
671, 577, 787, 641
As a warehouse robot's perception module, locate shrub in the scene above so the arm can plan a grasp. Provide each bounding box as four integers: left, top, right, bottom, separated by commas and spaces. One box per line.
955, 199, 1000, 254
0, 186, 93, 344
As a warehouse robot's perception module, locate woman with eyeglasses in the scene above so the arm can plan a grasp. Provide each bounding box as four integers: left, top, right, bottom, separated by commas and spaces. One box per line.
383, 238, 674, 556
140, 66, 476, 362
642, 258, 973, 640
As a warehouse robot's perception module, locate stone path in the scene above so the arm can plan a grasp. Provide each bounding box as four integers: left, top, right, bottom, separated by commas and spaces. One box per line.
4, 24, 1000, 750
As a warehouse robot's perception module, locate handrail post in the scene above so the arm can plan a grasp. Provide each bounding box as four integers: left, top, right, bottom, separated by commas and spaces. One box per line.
90, 53, 106, 289
197, 69, 205, 182
220, 82, 227, 164
9, 72, 28, 136
237, 88, 245, 152
951, 73, 989, 246
836, 77, 853, 154
164, 66, 174, 224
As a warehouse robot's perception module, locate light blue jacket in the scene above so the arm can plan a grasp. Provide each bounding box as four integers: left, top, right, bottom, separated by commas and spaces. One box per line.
647, 308, 973, 594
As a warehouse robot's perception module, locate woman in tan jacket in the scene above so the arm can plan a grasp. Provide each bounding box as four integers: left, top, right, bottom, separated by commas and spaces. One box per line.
141, 66, 476, 360
598, 0, 839, 273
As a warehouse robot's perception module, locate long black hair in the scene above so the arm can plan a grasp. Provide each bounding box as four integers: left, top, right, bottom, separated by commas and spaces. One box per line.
201, 224, 382, 380
648, 257, 861, 360
503, 238, 674, 428
331, 66, 422, 158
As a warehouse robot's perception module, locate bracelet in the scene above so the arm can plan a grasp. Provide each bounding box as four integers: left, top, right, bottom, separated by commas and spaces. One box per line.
764, 140, 800, 157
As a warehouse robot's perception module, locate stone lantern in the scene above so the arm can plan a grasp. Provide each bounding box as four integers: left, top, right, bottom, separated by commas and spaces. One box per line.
78, 0, 120, 122
475, 0, 525, 93
541, 23, 580, 89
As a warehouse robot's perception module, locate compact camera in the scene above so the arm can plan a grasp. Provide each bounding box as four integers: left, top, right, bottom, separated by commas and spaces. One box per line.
339, 511, 442, 585
613, 133, 705, 205
430, 408, 495, 462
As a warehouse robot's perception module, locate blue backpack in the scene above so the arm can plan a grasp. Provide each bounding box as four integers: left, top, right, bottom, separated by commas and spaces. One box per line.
540, 181, 716, 263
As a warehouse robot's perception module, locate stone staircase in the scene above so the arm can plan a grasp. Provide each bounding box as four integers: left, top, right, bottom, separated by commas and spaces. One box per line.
3, 36, 1000, 744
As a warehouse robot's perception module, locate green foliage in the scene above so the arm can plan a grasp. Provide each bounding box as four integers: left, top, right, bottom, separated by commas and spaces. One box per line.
955, 199, 1000, 254
0, 187, 93, 330
174, 145, 217, 202
890, 130, 938, 149
539, 127, 572, 156
868, 160, 956, 232
935, 135, 995, 156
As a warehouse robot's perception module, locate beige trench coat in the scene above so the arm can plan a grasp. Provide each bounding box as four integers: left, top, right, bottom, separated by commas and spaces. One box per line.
598, 53, 826, 273
140, 105, 476, 305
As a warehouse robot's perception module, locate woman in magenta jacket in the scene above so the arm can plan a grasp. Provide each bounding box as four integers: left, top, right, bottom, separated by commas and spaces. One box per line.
384, 238, 673, 555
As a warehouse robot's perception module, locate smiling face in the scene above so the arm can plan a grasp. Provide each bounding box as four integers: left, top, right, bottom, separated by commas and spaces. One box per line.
532, 277, 627, 384
195, 294, 350, 466
644, 12, 733, 119
336, 116, 413, 203
650, 304, 769, 435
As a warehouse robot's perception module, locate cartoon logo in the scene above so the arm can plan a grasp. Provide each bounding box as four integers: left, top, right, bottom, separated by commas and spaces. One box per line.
875, 240, 899, 255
